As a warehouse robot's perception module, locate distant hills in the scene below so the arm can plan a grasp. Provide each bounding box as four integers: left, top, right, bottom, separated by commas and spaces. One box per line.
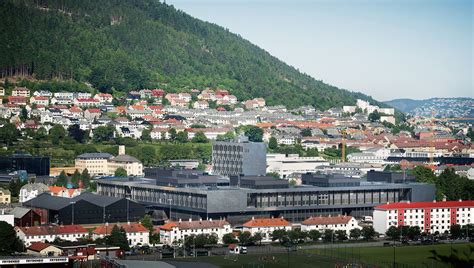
0, 0, 382, 109
385, 98, 474, 118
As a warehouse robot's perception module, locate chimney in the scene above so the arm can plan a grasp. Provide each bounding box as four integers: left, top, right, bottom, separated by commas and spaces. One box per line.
209, 218, 213, 222
189, 218, 192, 222
127, 221, 130, 225
179, 218, 182, 222
252, 216, 255, 220
199, 218, 202, 222
118, 145, 125, 155
433, 200, 436, 203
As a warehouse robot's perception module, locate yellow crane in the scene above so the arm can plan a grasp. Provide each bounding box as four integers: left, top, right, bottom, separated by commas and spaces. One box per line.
341, 129, 346, 162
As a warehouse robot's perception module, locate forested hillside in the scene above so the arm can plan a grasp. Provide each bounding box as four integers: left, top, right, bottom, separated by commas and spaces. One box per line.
1, 0, 380, 109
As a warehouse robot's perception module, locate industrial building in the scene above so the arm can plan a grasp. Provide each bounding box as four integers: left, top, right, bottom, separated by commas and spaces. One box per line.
22, 192, 145, 225
211, 136, 266, 176
97, 174, 436, 225
0, 153, 50, 176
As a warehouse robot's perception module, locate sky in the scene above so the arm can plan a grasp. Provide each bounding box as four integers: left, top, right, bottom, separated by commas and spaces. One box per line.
168, 0, 473, 101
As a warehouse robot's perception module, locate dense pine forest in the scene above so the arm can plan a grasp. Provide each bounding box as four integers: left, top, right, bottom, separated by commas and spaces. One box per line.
1, 0, 381, 109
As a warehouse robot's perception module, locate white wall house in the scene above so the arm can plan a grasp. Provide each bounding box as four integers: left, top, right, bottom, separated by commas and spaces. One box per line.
266, 153, 329, 178
373, 200, 474, 235
300, 215, 361, 236
19, 183, 50, 203
159, 219, 231, 245
92, 223, 149, 246
16, 225, 89, 247
242, 217, 292, 243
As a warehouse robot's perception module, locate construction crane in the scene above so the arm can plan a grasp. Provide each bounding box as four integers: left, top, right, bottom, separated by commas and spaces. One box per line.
341, 129, 346, 162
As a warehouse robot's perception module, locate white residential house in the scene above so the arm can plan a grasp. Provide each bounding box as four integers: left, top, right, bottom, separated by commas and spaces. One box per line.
12, 87, 30, 97
19, 183, 50, 203
373, 200, 474, 235
29, 96, 49, 106
159, 218, 231, 245
16, 225, 89, 247
193, 101, 209, 109
92, 223, 150, 246
242, 217, 292, 243
300, 215, 361, 236
94, 93, 113, 103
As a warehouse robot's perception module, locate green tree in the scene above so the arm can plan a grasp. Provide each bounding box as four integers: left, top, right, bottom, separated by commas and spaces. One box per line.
335, 230, 347, 241
19, 107, 28, 121
308, 230, 322, 241
0, 221, 24, 255
71, 169, 81, 188
251, 232, 263, 245
300, 128, 312, 137
271, 229, 288, 243
323, 229, 334, 242
0, 123, 20, 145
93, 125, 115, 142
168, 128, 177, 141
176, 131, 188, 143
406, 226, 421, 240
141, 127, 152, 142
108, 225, 130, 251
216, 131, 235, 141
222, 233, 237, 245
238, 231, 252, 246
81, 169, 91, 188
450, 224, 463, 239
268, 136, 278, 150
191, 131, 208, 143
49, 124, 67, 145
34, 127, 47, 141
141, 146, 156, 166
385, 226, 400, 241
368, 110, 381, 122
349, 228, 361, 240
361, 226, 376, 241
56, 171, 68, 187
68, 124, 86, 143
244, 126, 263, 142
114, 167, 127, 177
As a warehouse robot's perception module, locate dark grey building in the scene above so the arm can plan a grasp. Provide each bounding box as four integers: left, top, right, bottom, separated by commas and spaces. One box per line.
302, 173, 361, 187
144, 167, 228, 188
0, 153, 50, 176
230, 175, 289, 189
97, 176, 436, 225
211, 136, 266, 176
23, 192, 145, 225
366, 170, 416, 183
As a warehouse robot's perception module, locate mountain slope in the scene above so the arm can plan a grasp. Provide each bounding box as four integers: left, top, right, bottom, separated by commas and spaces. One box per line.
1, 0, 380, 109
385, 98, 474, 118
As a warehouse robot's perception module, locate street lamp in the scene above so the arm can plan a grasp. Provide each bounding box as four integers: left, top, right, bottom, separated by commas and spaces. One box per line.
70, 201, 76, 225
168, 198, 172, 221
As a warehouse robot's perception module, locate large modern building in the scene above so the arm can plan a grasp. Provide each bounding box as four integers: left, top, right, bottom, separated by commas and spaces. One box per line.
212, 136, 266, 176
97, 174, 436, 225
266, 153, 329, 178
373, 200, 474, 235
22, 192, 145, 225
0, 153, 50, 176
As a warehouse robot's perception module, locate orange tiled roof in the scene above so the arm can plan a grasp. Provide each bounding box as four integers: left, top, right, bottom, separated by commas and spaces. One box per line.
301, 215, 353, 226
159, 219, 230, 231
242, 217, 290, 228
93, 223, 148, 235
18, 225, 88, 236
28, 242, 54, 252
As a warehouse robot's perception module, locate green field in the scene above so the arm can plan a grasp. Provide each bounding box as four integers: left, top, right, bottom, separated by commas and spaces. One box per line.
178, 243, 473, 268
308, 243, 473, 267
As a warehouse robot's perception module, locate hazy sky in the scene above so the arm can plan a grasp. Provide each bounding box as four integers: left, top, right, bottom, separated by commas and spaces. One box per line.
169, 0, 473, 101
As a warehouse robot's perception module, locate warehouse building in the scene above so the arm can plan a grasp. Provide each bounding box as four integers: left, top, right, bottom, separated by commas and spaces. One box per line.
22, 192, 145, 225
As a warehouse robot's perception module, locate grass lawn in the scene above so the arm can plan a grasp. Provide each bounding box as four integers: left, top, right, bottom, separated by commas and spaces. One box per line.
176, 243, 473, 268
307, 242, 473, 267
178, 252, 337, 268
